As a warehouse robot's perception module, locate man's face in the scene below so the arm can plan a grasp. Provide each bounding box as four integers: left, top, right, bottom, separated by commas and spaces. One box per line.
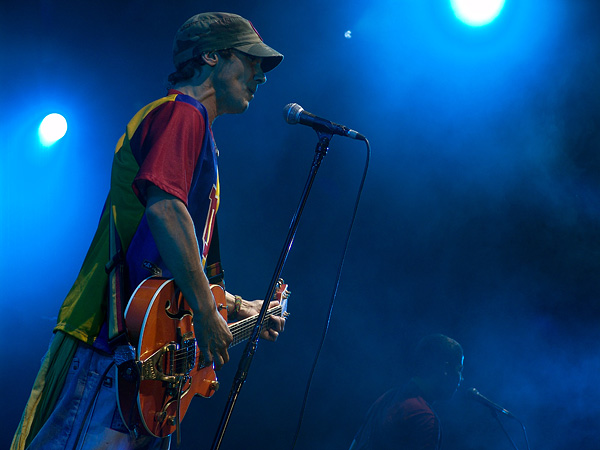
441, 354, 464, 400
213, 49, 266, 115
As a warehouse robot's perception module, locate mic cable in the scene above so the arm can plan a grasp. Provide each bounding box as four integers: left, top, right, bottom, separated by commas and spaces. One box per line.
290, 137, 371, 450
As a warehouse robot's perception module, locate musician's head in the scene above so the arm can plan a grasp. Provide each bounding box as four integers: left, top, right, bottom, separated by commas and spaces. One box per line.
412, 334, 464, 402
168, 12, 283, 90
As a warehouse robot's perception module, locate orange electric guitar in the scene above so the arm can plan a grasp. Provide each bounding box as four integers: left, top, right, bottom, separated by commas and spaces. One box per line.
116, 277, 290, 439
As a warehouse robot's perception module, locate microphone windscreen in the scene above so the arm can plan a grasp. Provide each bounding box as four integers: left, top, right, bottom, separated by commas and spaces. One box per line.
283, 103, 303, 125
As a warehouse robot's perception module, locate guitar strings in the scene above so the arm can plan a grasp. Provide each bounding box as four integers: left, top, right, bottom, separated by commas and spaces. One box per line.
153, 285, 289, 365
167, 306, 283, 365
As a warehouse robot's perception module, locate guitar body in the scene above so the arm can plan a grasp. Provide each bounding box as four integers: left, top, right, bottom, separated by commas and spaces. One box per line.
116, 276, 289, 439
117, 277, 224, 438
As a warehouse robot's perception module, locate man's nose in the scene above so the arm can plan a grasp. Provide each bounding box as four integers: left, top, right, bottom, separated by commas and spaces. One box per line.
255, 65, 266, 84
255, 72, 266, 84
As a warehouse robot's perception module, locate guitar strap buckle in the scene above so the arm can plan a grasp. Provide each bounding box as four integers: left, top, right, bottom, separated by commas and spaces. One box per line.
115, 344, 140, 382
105, 248, 124, 274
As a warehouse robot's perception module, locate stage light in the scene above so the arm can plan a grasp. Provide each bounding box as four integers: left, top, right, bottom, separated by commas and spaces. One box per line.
39, 113, 68, 146
450, 0, 506, 27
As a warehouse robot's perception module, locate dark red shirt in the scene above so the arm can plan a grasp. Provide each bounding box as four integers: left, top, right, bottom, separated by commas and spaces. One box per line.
351, 381, 441, 450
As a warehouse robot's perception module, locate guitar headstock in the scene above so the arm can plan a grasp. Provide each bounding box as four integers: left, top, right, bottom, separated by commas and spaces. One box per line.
274, 278, 290, 317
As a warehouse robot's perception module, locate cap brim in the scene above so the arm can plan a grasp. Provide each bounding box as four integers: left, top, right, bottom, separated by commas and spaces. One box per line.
234, 42, 283, 72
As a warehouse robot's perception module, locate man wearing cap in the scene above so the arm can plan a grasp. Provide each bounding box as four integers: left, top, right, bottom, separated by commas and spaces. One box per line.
12, 12, 284, 450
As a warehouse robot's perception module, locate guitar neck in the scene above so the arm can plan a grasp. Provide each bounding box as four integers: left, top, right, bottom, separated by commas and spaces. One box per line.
228, 305, 283, 348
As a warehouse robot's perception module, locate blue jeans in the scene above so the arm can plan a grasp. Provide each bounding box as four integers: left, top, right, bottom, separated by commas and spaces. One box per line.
27, 338, 170, 450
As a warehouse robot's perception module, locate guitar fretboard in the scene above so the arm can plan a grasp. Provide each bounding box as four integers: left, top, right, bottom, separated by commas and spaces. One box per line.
228, 305, 283, 347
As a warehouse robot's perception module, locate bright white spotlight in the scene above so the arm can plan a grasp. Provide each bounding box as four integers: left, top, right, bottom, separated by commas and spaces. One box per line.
39, 113, 68, 146
450, 0, 505, 27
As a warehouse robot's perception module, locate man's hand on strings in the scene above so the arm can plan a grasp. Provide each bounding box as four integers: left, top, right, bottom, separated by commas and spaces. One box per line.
194, 308, 233, 370
236, 298, 286, 342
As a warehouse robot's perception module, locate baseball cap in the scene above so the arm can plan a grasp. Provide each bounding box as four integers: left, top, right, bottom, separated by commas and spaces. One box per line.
173, 12, 284, 73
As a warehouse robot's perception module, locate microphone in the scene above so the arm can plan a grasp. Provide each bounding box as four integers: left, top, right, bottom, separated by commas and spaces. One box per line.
283, 103, 366, 141
464, 387, 515, 418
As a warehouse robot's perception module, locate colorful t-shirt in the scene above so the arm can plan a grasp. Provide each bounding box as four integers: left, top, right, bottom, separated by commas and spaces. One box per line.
55, 90, 219, 345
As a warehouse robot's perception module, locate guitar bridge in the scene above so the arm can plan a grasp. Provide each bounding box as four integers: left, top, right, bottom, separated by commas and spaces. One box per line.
140, 333, 197, 384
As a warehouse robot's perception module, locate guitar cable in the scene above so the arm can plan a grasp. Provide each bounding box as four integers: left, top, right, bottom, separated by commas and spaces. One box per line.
290, 138, 371, 449
176, 377, 184, 447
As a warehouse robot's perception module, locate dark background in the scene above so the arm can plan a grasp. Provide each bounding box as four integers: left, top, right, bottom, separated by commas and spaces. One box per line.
1, 1, 599, 449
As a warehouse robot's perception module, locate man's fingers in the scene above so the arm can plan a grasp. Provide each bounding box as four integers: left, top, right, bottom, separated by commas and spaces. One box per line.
199, 345, 230, 370
199, 347, 213, 367
260, 325, 280, 342
271, 315, 286, 332
214, 347, 229, 370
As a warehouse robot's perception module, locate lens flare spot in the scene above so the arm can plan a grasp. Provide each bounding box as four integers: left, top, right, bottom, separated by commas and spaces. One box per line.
450, 0, 506, 27
39, 113, 68, 146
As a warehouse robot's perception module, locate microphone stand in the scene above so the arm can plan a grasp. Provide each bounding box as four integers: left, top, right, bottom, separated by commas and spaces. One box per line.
210, 131, 333, 450
492, 410, 520, 450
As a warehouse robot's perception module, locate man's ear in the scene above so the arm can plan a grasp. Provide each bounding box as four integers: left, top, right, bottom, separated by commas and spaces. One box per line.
201, 51, 219, 67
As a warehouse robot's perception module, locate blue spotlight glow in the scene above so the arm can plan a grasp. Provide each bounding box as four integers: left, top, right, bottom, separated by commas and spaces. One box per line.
450, 0, 506, 27
39, 113, 68, 146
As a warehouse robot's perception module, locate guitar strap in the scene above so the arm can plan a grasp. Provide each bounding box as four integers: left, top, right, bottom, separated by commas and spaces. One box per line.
205, 216, 225, 287
105, 200, 130, 350
102, 199, 145, 440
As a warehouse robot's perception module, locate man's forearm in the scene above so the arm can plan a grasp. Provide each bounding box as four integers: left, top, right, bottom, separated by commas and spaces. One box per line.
145, 187, 215, 316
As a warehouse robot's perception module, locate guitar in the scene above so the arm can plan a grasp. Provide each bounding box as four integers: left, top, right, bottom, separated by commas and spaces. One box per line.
116, 277, 290, 439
